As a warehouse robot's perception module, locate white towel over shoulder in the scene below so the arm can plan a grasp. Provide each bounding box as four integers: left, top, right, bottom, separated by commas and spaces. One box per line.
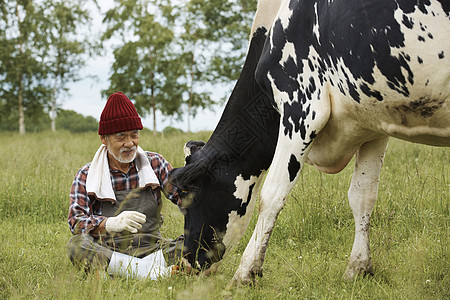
86, 144, 160, 201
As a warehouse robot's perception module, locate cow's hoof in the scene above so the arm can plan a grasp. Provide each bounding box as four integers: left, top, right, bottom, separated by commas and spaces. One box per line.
343, 262, 374, 280
231, 267, 262, 286
203, 262, 221, 276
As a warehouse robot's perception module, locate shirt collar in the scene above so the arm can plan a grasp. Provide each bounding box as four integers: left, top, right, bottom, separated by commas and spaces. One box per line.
109, 160, 136, 174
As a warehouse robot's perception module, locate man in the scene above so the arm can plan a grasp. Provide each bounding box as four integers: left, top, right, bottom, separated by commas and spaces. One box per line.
67, 91, 183, 280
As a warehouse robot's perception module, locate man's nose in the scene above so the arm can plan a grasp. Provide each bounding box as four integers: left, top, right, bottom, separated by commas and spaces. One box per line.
124, 138, 135, 148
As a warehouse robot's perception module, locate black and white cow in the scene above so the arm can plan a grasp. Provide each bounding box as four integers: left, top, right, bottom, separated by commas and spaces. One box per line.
170, 0, 449, 284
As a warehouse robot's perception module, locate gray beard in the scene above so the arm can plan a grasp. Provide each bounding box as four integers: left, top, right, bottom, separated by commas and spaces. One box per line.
108, 146, 137, 164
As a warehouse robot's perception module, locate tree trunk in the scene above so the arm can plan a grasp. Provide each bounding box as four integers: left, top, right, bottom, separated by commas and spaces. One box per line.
16, 3, 25, 135
51, 79, 57, 132
152, 102, 156, 134
18, 77, 25, 135
188, 51, 195, 133
151, 90, 156, 134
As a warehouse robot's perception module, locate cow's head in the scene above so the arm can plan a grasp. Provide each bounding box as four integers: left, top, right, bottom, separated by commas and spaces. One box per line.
170, 140, 262, 271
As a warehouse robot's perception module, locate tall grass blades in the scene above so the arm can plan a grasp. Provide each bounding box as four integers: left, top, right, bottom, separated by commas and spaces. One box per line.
0, 131, 448, 299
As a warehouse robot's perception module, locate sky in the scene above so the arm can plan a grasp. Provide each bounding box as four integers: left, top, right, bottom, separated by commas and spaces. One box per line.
62, 1, 227, 132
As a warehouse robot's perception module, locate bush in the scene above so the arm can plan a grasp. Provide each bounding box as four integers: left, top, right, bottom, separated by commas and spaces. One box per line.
162, 126, 184, 135
56, 109, 98, 132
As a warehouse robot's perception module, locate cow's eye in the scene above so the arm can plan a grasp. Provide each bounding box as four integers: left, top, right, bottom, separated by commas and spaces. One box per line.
178, 186, 201, 208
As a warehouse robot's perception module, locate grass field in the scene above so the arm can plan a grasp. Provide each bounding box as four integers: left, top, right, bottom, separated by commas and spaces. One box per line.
0, 131, 448, 299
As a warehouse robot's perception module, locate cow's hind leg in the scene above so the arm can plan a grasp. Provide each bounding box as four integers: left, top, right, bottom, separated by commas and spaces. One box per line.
344, 137, 389, 280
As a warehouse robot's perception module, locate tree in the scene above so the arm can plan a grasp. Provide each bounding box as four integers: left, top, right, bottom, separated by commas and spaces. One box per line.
174, 0, 214, 133
183, 0, 257, 81
0, 0, 100, 133
102, 0, 185, 133
39, 0, 100, 132
174, 0, 257, 132
0, 0, 49, 134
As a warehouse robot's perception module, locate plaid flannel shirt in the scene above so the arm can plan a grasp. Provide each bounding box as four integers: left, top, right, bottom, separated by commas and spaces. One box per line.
68, 151, 179, 235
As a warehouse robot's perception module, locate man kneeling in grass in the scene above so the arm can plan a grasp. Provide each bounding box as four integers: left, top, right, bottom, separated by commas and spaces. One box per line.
67, 91, 184, 280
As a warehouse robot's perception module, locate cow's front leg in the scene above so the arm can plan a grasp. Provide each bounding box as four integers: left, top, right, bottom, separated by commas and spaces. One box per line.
232, 138, 304, 285
344, 137, 389, 280
232, 90, 330, 285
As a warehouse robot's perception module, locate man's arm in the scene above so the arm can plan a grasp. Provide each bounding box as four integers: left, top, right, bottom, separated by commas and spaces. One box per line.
147, 152, 180, 205
92, 219, 106, 234
68, 165, 106, 234
68, 164, 146, 235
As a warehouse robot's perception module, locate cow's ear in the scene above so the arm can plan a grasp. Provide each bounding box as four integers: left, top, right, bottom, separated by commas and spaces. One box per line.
169, 156, 208, 189
184, 140, 205, 158
184, 140, 205, 165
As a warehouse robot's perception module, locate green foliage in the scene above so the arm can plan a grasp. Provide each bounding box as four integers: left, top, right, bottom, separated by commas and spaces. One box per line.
39, 0, 101, 131
0, 0, 99, 134
175, 0, 258, 127
0, 1, 258, 134
0, 88, 53, 132
102, 0, 186, 132
162, 126, 184, 135
56, 109, 98, 133
185, 0, 257, 81
0, 132, 447, 299
0, 0, 51, 133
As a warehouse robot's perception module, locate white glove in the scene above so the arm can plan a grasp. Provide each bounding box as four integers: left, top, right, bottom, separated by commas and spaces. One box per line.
105, 211, 146, 234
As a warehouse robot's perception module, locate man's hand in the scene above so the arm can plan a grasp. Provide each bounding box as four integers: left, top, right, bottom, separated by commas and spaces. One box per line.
105, 211, 146, 233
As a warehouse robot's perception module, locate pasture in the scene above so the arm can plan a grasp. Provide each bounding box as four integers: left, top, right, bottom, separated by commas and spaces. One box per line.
0, 131, 448, 299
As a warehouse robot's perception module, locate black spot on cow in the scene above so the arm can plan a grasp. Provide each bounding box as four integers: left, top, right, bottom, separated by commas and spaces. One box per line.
418, 35, 425, 42
236, 183, 255, 217
308, 77, 316, 96
283, 100, 313, 140
284, 56, 299, 81
288, 154, 301, 182
360, 83, 384, 101
418, 4, 429, 14
402, 14, 414, 29
338, 83, 346, 95
436, 0, 450, 14
397, 0, 435, 14
308, 59, 315, 71
417, 56, 423, 64
438, 51, 445, 59
394, 97, 445, 118
403, 53, 411, 61
347, 80, 360, 102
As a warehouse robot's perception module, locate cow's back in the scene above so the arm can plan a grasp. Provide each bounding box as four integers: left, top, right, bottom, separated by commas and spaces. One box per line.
258, 0, 449, 172
319, 0, 450, 146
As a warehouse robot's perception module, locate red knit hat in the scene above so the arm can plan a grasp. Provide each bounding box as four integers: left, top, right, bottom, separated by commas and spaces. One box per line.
98, 92, 143, 135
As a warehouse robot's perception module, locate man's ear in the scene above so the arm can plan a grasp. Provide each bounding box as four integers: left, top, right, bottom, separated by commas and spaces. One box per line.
100, 135, 108, 146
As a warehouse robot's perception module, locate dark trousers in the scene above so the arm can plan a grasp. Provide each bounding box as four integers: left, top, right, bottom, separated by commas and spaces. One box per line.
67, 233, 184, 271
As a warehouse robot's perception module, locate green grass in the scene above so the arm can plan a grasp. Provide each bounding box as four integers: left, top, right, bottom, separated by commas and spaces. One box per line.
0, 131, 448, 299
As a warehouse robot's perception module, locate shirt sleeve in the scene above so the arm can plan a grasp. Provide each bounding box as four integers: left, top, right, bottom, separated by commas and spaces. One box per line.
67, 164, 106, 234
147, 152, 180, 205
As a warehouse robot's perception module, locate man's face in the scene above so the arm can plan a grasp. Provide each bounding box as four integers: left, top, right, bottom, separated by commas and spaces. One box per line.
101, 130, 140, 164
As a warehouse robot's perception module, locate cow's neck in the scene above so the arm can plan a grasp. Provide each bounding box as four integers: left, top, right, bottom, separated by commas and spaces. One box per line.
208, 27, 279, 176
204, 27, 280, 249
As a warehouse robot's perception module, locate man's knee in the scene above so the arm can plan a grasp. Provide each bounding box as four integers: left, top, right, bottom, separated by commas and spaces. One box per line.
67, 234, 112, 271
